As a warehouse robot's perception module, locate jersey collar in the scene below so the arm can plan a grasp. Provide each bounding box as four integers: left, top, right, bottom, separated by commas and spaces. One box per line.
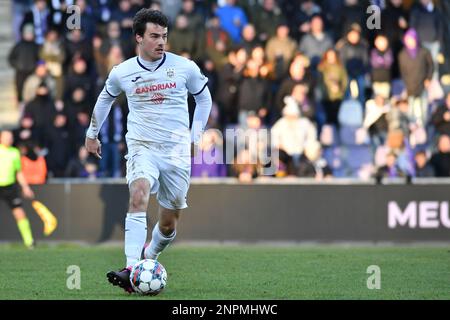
136, 53, 166, 72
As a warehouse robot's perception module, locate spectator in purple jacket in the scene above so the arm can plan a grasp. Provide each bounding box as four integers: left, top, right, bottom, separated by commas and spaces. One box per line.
398, 28, 434, 126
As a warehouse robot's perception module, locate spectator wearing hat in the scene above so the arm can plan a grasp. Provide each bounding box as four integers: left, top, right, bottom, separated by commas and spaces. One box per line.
44, 112, 71, 177
12, 115, 43, 148
398, 28, 434, 126
23, 83, 58, 136
8, 24, 40, 104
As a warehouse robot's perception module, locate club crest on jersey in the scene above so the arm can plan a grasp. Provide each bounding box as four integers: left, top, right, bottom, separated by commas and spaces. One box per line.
166, 68, 175, 78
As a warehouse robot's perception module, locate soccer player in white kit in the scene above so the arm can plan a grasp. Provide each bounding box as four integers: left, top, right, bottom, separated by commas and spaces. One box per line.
85, 9, 212, 293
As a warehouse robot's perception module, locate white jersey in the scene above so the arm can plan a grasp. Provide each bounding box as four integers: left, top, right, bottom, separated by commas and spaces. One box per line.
88, 52, 208, 145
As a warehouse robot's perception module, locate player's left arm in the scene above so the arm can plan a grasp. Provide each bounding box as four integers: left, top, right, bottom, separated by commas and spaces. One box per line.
86, 66, 122, 159
191, 87, 212, 145
14, 151, 34, 199
186, 61, 212, 146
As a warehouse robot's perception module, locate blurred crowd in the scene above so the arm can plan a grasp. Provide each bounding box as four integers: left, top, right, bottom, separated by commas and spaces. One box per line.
7, 0, 450, 183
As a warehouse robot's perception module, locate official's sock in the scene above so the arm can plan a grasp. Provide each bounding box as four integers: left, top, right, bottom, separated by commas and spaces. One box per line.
125, 212, 147, 268
17, 218, 34, 248
144, 222, 176, 260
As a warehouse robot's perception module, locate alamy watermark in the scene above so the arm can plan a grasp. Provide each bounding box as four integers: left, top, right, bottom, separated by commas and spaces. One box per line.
367, 5, 381, 30
169, 122, 280, 176
366, 265, 381, 290
66, 265, 81, 290
66, 5, 81, 30
66, 4, 382, 32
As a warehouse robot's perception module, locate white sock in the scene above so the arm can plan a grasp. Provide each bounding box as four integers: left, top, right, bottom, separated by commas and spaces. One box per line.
124, 212, 147, 268
144, 222, 176, 260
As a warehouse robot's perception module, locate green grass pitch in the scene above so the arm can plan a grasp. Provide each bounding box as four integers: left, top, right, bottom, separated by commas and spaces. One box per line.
0, 243, 449, 300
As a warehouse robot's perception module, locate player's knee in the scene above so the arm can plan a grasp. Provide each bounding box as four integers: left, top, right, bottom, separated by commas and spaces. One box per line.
159, 220, 176, 236
12, 207, 26, 221
129, 181, 150, 211
129, 192, 147, 211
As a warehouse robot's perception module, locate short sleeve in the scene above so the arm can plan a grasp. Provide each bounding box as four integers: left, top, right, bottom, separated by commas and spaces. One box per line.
186, 60, 208, 95
13, 149, 21, 172
104, 66, 122, 98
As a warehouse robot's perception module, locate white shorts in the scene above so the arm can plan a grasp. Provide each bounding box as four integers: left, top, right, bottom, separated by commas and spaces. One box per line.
125, 138, 191, 210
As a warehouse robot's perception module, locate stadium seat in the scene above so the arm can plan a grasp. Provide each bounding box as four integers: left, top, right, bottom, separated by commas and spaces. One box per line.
323, 146, 343, 171
339, 126, 359, 146
345, 146, 372, 170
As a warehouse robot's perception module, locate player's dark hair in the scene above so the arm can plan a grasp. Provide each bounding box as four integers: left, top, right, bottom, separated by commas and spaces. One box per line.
133, 9, 169, 37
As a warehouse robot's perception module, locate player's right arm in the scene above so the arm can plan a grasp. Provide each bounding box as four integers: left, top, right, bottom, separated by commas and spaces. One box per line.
85, 67, 122, 159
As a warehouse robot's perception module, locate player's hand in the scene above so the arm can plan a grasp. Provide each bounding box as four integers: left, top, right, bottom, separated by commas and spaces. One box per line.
23, 186, 35, 200
85, 137, 102, 159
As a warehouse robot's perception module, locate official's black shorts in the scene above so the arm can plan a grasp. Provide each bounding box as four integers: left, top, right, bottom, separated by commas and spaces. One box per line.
0, 184, 23, 209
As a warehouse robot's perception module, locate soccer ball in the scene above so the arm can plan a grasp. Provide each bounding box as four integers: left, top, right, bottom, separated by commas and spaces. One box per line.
129, 259, 167, 295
